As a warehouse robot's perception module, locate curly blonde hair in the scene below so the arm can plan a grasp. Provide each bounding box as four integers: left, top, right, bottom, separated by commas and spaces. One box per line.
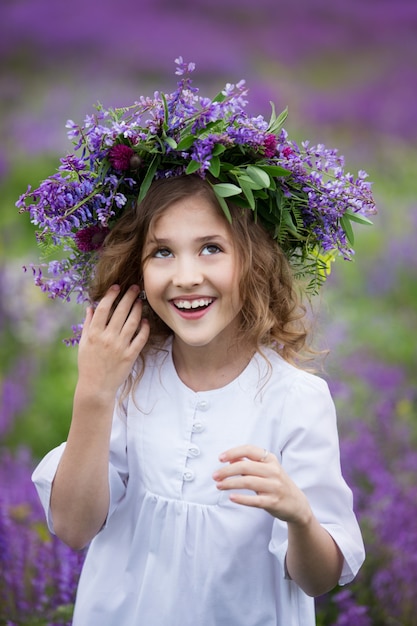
90, 175, 313, 371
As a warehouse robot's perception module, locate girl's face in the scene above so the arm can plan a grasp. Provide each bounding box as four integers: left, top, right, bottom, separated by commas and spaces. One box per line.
142, 194, 242, 352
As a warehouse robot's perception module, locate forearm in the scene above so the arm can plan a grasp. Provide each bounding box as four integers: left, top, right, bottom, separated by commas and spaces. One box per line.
50, 385, 116, 550
286, 511, 344, 597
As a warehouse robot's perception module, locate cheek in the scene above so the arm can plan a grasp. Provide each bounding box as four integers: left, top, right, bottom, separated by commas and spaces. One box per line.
142, 265, 156, 295
142, 265, 167, 306
220, 265, 242, 310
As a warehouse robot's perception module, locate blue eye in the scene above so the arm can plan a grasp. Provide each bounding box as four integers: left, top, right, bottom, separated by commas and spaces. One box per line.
154, 248, 173, 258
201, 244, 222, 255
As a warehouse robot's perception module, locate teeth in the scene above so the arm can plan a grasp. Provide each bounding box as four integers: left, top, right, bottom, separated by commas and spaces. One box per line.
175, 298, 213, 310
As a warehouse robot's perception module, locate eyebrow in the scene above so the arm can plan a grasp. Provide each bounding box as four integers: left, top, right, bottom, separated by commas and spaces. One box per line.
147, 234, 227, 246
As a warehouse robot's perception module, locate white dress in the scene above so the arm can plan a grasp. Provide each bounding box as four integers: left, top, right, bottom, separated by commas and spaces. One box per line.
32, 341, 365, 626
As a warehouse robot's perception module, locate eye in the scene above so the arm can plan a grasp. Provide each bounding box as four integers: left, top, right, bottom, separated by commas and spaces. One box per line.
153, 247, 173, 258
201, 244, 222, 256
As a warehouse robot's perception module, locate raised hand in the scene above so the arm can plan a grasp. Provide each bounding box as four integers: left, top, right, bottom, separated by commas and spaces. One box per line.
78, 284, 150, 397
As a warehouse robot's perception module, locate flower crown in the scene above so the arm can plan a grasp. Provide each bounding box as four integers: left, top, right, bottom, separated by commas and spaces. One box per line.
18, 57, 376, 343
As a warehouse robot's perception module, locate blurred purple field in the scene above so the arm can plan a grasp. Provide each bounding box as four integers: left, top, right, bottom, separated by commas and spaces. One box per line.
1, 0, 416, 623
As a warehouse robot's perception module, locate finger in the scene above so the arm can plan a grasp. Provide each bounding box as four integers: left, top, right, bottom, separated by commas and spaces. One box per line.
228, 492, 270, 509
215, 474, 271, 494
105, 285, 141, 331
128, 317, 150, 354
89, 284, 122, 328
79, 306, 94, 343
91, 284, 142, 334
117, 298, 144, 341
219, 445, 275, 465
82, 305, 94, 330
213, 459, 271, 483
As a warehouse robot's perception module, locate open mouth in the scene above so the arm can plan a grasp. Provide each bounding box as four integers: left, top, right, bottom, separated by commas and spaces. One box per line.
173, 298, 214, 312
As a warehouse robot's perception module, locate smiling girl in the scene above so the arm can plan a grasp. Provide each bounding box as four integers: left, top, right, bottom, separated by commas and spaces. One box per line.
32, 175, 363, 625
26, 59, 374, 626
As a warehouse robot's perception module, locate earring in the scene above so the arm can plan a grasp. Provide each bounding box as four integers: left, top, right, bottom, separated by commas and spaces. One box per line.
139, 290, 147, 300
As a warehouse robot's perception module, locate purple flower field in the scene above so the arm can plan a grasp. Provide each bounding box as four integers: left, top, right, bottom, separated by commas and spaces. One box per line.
1, 1, 416, 623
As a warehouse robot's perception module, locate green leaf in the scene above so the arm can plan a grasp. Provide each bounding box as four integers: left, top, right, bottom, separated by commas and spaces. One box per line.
212, 143, 226, 156
218, 161, 234, 172
237, 174, 264, 190
38, 235, 71, 261
97, 160, 111, 182
344, 209, 374, 225
185, 160, 202, 175
164, 136, 178, 150
246, 165, 271, 188
268, 101, 277, 130
340, 214, 355, 245
209, 155, 221, 178
238, 179, 255, 209
215, 194, 233, 222
161, 93, 169, 130
138, 155, 159, 204
212, 183, 242, 197
257, 164, 291, 178
177, 135, 195, 151
212, 90, 227, 103
267, 105, 288, 134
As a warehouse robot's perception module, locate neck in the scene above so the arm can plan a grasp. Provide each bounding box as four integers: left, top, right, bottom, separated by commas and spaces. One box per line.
172, 337, 254, 392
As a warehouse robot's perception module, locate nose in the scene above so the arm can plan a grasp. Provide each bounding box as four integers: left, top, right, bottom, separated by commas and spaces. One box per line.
172, 256, 203, 288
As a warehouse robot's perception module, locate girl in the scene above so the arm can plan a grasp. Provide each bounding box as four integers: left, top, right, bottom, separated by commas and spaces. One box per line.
33, 173, 365, 625
24, 58, 374, 625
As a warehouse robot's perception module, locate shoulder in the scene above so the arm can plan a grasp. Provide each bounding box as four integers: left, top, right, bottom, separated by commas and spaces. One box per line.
255, 347, 330, 397
253, 348, 336, 433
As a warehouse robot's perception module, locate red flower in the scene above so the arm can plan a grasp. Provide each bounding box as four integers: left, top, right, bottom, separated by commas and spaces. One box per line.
281, 146, 294, 159
108, 144, 135, 171
263, 134, 278, 158
75, 226, 110, 252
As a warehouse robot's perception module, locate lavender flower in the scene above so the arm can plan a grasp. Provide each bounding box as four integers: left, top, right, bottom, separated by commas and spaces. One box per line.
0, 448, 85, 624
317, 355, 417, 625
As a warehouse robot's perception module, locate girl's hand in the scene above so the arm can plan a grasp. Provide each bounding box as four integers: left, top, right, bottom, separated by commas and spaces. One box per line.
213, 444, 312, 526
77, 284, 150, 397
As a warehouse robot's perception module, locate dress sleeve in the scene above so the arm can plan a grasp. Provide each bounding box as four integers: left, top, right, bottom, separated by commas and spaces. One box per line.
268, 373, 365, 585
31, 406, 129, 535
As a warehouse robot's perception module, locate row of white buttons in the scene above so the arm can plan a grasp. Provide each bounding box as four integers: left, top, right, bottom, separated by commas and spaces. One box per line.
182, 400, 208, 482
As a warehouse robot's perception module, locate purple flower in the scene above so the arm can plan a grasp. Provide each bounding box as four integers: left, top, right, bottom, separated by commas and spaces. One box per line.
0, 447, 85, 623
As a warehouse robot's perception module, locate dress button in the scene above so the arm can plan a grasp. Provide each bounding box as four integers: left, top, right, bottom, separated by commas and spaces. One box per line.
196, 399, 210, 411
187, 445, 200, 457
183, 470, 195, 482
192, 421, 205, 433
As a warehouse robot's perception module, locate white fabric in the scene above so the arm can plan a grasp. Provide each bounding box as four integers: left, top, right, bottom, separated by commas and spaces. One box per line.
32, 342, 365, 626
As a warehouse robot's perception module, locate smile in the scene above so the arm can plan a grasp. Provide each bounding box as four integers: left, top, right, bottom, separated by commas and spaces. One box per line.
173, 298, 214, 311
